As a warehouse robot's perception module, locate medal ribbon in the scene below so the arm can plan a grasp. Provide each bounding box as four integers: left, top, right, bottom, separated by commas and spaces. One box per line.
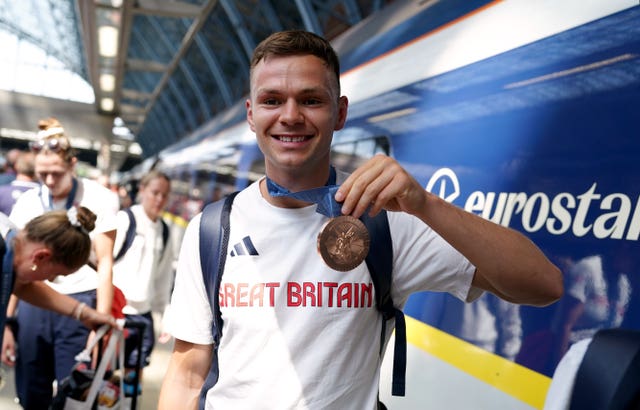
266, 167, 342, 218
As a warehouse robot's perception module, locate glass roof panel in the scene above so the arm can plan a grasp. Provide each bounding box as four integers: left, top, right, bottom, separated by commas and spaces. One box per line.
0, 0, 88, 80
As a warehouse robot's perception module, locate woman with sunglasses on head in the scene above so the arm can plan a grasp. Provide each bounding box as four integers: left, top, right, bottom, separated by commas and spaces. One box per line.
8, 117, 120, 409
0, 207, 117, 355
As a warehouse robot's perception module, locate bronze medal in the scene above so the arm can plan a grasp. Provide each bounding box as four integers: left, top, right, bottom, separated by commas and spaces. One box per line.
317, 215, 370, 271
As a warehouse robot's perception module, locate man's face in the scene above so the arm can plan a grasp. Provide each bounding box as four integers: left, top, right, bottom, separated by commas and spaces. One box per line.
35, 153, 74, 200
246, 54, 348, 181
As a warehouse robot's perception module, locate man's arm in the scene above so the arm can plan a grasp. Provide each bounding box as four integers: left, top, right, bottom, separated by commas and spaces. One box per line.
159, 339, 213, 410
336, 154, 563, 306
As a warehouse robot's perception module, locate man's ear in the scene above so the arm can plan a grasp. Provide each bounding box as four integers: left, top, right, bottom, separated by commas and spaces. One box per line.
246, 99, 256, 132
70, 156, 78, 167
334, 96, 349, 131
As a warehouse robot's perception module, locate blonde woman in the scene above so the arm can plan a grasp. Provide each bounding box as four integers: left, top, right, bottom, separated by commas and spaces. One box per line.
112, 170, 174, 394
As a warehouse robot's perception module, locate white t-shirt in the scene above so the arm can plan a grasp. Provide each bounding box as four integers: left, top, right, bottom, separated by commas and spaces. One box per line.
166, 179, 479, 410
112, 204, 174, 315
543, 338, 592, 410
0, 212, 15, 239
10, 177, 119, 294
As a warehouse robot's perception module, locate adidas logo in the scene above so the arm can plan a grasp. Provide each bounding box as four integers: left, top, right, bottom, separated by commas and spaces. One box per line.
230, 236, 259, 257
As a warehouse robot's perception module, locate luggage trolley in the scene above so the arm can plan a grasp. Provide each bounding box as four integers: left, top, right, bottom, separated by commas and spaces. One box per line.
52, 319, 146, 410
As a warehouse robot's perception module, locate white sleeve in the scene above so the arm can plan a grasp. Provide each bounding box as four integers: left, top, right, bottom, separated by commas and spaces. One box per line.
91, 190, 120, 235
9, 188, 42, 229
164, 213, 215, 345
0, 213, 16, 237
388, 211, 480, 304
151, 224, 175, 314
542, 338, 592, 410
112, 210, 131, 257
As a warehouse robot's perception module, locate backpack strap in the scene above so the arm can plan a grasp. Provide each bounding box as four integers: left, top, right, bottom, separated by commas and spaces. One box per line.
114, 208, 136, 262
198, 191, 238, 409
362, 211, 406, 397
199, 192, 238, 341
115, 208, 170, 262
569, 328, 640, 410
160, 218, 169, 256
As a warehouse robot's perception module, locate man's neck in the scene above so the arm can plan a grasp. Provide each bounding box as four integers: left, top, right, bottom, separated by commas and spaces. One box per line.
265, 166, 331, 192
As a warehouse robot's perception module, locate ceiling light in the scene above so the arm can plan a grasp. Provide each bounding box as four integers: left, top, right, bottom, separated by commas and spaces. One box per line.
101, 98, 114, 111
110, 143, 126, 152
100, 73, 115, 91
98, 26, 119, 57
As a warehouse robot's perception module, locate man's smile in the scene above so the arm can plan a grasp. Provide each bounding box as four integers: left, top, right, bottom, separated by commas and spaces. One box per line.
274, 135, 311, 142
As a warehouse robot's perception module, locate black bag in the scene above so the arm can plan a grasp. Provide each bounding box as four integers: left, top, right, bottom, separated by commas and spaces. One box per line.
51, 325, 129, 410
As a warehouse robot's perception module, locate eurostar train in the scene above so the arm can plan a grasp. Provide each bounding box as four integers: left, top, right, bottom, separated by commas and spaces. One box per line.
127, 1, 640, 408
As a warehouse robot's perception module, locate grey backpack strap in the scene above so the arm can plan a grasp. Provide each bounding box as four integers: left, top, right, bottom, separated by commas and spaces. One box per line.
570, 328, 640, 410
198, 191, 238, 409
362, 211, 405, 397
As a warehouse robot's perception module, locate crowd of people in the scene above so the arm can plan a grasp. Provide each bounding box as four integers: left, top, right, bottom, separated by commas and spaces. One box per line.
0, 118, 175, 409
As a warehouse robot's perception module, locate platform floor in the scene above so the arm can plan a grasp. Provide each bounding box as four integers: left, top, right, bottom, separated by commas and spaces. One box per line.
0, 337, 173, 409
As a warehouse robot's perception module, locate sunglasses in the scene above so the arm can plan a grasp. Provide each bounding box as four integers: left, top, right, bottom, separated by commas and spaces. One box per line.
30, 137, 70, 153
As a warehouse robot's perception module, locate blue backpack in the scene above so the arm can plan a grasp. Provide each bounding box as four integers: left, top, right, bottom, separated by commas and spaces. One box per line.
198, 192, 406, 405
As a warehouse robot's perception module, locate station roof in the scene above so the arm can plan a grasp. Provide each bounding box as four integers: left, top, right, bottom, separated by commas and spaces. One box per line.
0, 0, 395, 166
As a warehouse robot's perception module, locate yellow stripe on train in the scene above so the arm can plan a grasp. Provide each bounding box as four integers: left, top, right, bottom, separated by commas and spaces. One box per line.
406, 316, 551, 409
162, 211, 189, 228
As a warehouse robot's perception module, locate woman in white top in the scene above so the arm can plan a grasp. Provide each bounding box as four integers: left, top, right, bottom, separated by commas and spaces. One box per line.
112, 170, 174, 391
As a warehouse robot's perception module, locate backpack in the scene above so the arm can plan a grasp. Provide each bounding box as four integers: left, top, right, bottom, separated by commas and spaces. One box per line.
569, 328, 640, 410
114, 207, 169, 262
198, 191, 407, 403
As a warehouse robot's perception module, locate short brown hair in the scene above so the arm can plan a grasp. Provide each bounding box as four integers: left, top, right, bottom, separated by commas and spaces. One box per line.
250, 30, 341, 95
14, 152, 35, 179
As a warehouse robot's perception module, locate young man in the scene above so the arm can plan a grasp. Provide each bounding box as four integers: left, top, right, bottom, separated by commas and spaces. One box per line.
159, 30, 563, 410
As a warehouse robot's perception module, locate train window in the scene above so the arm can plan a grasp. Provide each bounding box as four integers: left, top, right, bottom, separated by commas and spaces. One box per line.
248, 158, 265, 181
196, 165, 238, 206
331, 136, 390, 173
